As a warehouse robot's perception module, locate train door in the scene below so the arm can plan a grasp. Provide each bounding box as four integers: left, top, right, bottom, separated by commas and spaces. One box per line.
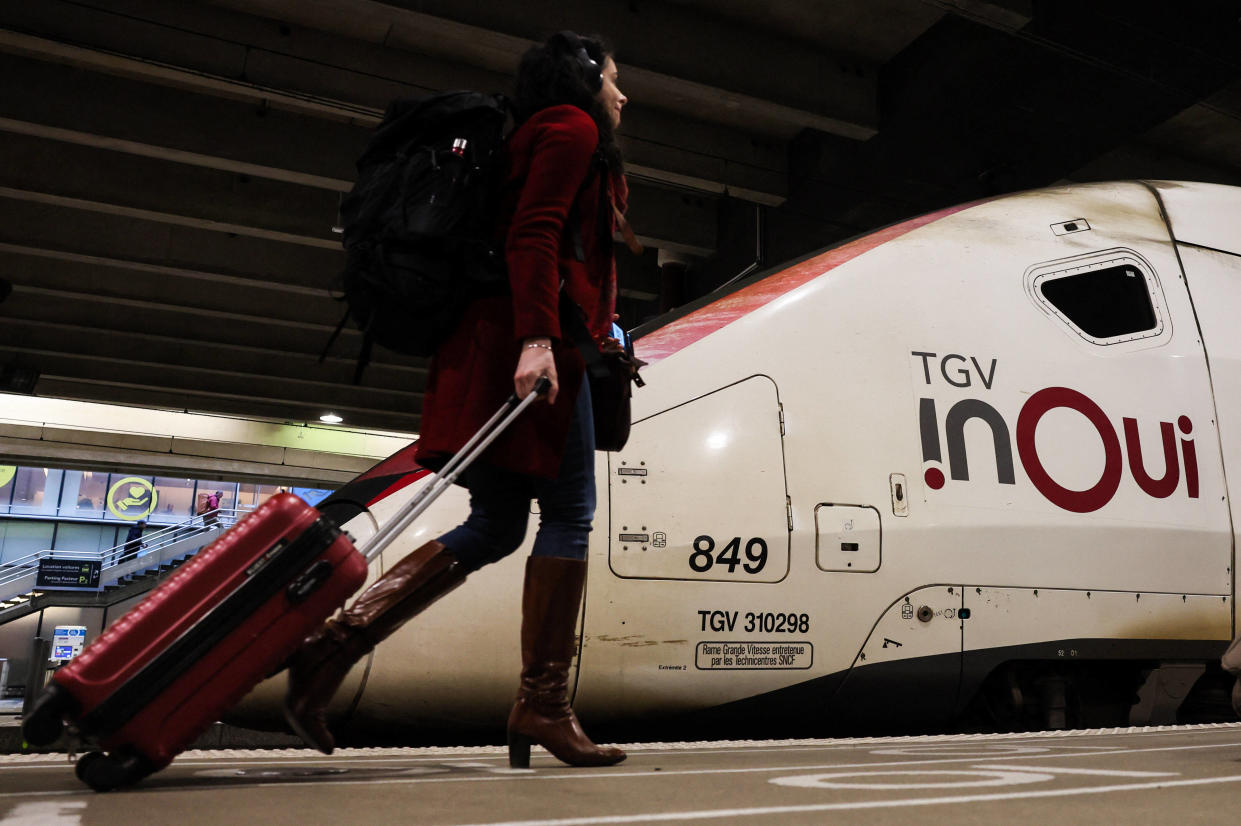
1170, 245, 1241, 596
574, 376, 792, 719
605, 375, 789, 583
1155, 183, 1241, 615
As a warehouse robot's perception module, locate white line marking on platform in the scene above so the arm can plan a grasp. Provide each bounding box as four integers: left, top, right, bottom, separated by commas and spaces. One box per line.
199, 738, 1238, 796
870, 744, 1050, 756
770, 769, 1053, 789
971, 763, 1177, 777
237, 738, 1241, 788
3, 723, 1238, 767
5, 737, 1236, 798
0, 801, 85, 824
452, 774, 1241, 825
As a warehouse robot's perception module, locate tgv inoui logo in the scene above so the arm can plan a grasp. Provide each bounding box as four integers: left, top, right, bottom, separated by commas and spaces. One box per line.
913, 351, 1198, 514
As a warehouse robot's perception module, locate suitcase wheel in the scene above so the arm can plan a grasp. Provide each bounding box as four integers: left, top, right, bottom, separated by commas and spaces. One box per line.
75, 750, 149, 792
21, 681, 76, 747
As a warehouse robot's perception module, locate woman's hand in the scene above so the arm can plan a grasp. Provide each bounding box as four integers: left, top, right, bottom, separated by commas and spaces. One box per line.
600, 313, 624, 355
515, 337, 558, 403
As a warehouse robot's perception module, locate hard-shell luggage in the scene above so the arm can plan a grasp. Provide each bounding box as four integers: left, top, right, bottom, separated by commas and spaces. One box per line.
22, 380, 548, 791
23, 494, 366, 790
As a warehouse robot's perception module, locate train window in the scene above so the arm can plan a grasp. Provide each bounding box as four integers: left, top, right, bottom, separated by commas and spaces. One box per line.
1027, 250, 1166, 346
1039, 265, 1156, 337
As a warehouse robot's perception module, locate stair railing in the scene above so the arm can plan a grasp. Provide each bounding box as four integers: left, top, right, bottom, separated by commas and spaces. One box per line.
0, 506, 254, 606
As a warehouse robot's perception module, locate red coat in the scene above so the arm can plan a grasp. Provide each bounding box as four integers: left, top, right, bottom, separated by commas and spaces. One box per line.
414, 104, 625, 479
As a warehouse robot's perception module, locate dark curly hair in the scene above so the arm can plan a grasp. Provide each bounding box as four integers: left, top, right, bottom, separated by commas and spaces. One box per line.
512, 32, 623, 173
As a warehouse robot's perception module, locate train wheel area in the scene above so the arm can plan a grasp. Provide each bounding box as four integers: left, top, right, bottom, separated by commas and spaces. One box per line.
2, 724, 1240, 824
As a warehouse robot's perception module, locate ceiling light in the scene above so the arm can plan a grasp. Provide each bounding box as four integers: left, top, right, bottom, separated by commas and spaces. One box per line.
319, 413, 343, 424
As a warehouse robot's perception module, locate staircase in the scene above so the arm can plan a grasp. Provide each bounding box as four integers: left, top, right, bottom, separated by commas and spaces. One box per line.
0, 509, 252, 623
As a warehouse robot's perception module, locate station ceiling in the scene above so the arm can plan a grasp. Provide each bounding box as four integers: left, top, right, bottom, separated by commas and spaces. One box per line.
1, 1, 1240, 433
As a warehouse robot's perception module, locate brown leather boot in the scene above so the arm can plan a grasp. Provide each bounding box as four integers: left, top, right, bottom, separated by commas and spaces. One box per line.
507, 556, 626, 768
283, 540, 466, 753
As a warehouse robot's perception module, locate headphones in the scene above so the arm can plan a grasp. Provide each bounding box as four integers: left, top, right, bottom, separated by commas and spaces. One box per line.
551, 30, 603, 93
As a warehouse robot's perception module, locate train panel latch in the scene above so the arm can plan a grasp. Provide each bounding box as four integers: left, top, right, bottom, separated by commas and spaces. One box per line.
890, 473, 909, 517
814, 504, 881, 573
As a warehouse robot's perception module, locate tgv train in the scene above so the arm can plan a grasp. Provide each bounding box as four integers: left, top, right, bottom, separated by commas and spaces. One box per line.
232, 180, 1241, 740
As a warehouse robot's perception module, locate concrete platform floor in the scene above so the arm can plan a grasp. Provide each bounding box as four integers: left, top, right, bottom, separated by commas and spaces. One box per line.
3, 724, 1241, 825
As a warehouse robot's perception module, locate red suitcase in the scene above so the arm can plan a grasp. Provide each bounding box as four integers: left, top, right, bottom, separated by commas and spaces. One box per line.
24, 494, 367, 789
22, 380, 548, 791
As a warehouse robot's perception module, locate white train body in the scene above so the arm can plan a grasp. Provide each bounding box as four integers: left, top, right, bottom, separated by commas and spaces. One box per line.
236, 181, 1241, 736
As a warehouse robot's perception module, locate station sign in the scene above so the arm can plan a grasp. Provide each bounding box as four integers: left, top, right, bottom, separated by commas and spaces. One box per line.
36, 559, 102, 591
50, 626, 87, 662
107, 477, 158, 520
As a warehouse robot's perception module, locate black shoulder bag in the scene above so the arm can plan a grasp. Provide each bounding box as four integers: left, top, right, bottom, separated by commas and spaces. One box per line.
561, 300, 645, 452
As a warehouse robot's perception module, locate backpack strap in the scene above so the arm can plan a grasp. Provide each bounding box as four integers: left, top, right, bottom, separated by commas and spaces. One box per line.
319, 306, 352, 365
561, 297, 609, 380
320, 302, 376, 386
352, 331, 375, 385
569, 150, 608, 263
559, 296, 644, 387
320, 301, 374, 385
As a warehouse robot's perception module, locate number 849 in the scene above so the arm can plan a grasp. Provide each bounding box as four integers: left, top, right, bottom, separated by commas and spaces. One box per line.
689, 535, 768, 574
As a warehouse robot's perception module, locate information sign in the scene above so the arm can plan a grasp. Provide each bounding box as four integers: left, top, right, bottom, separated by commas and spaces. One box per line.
36, 559, 102, 591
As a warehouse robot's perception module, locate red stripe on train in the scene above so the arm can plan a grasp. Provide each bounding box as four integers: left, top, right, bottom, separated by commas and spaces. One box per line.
635, 202, 979, 365
366, 468, 432, 508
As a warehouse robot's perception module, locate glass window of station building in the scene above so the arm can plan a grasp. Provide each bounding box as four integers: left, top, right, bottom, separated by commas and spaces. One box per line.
0, 464, 333, 563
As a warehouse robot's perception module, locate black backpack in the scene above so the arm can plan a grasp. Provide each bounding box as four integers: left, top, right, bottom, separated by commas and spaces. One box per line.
325, 91, 511, 380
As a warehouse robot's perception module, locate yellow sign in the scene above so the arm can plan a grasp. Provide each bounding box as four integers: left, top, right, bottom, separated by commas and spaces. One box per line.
107, 477, 158, 521
0, 466, 14, 488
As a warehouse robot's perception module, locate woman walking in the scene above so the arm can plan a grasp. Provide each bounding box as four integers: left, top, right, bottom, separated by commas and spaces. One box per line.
284, 30, 630, 768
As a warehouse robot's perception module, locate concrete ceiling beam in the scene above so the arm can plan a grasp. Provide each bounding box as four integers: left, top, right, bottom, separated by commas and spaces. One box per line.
0, 263, 419, 383
0, 27, 380, 126
0, 314, 424, 394
26, 378, 419, 435
0, 116, 354, 193
0, 130, 340, 243
0, 198, 340, 289
0, 18, 789, 204
0, 241, 328, 303
0, 437, 372, 487
658, 0, 944, 62
0, 394, 412, 458
0, 49, 366, 182
0, 136, 716, 265
205, 0, 877, 139
3, 280, 354, 356
0, 346, 418, 419
0, 185, 338, 250
3, 255, 344, 329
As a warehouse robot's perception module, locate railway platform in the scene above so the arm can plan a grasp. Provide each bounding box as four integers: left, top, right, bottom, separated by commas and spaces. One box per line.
2, 723, 1240, 824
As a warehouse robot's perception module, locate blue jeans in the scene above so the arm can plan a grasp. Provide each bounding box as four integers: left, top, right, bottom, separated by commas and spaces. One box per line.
438, 379, 596, 573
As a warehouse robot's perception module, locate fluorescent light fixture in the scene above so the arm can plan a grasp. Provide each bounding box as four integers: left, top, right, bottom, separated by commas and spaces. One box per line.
319, 413, 343, 424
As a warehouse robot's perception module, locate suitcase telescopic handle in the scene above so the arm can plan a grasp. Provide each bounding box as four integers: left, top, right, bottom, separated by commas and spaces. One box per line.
356, 377, 551, 563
